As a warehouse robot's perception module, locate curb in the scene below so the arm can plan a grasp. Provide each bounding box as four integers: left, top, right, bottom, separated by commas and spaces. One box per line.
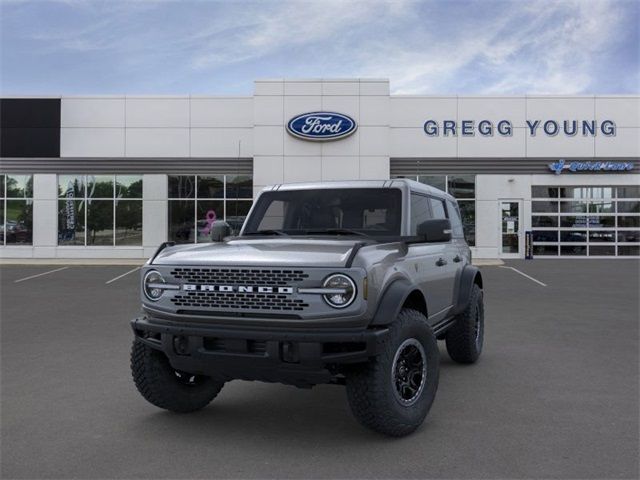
0, 259, 146, 266
2, 258, 504, 267
472, 259, 505, 266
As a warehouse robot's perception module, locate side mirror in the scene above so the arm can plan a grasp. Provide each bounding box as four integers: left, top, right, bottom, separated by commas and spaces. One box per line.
210, 220, 231, 242
416, 219, 452, 243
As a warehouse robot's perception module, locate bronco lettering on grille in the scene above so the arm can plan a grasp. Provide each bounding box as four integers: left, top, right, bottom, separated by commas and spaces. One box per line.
182, 285, 294, 294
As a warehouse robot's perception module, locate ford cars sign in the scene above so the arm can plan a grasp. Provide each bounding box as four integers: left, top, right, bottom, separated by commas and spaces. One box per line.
287, 112, 357, 141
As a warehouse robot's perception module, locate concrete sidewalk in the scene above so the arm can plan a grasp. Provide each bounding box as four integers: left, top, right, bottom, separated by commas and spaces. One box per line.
0, 258, 146, 266
0, 257, 504, 266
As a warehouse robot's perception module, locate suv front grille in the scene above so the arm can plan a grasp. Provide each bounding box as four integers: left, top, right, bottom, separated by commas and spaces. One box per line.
170, 291, 309, 311
170, 268, 309, 286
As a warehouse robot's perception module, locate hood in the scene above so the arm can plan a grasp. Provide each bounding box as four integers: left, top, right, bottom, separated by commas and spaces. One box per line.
151, 238, 362, 267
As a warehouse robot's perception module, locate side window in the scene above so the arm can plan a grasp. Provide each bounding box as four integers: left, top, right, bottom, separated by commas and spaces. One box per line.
410, 193, 432, 234
257, 200, 285, 230
429, 197, 447, 220
447, 199, 464, 238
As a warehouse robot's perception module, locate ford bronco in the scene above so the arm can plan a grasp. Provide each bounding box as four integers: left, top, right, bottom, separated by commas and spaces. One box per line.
130, 179, 484, 436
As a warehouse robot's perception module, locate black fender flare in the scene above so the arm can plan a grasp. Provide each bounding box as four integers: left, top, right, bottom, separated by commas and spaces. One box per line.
452, 265, 483, 315
370, 278, 422, 326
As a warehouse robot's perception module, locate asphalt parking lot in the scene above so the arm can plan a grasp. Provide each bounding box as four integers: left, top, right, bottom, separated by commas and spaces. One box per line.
1, 260, 638, 479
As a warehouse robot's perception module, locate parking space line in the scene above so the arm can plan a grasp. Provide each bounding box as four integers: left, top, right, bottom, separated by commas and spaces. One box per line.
105, 266, 141, 285
499, 266, 548, 287
14, 266, 69, 283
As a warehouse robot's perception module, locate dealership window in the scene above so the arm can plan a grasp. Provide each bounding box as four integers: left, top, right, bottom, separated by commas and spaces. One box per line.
531, 186, 639, 257
393, 174, 476, 246
168, 175, 252, 244
58, 175, 143, 246
0, 174, 33, 245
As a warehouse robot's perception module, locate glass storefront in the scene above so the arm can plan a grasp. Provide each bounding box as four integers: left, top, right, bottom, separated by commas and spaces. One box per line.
3, 172, 639, 258
168, 174, 252, 244
393, 174, 476, 246
57, 175, 143, 246
531, 185, 640, 256
0, 174, 33, 245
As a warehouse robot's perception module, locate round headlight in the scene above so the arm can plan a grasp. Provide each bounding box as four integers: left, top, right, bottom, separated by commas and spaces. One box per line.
322, 274, 356, 308
143, 270, 165, 301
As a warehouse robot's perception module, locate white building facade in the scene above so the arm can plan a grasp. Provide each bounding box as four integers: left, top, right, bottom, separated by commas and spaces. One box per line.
1, 78, 638, 259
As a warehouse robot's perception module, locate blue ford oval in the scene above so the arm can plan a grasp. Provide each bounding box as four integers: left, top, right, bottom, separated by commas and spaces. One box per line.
287, 112, 357, 141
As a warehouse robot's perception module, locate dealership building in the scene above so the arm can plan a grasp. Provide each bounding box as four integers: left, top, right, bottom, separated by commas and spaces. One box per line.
1, 78, 638, 259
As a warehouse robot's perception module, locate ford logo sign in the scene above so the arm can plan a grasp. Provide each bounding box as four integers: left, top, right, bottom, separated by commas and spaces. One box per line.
287, 112, 357, 141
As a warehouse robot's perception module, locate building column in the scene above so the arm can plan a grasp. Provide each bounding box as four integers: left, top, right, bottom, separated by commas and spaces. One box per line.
142, 174, 168, 257
32, 174, 58, 258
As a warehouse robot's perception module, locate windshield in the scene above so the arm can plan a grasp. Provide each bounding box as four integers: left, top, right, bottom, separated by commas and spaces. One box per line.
242, 188, 402, 237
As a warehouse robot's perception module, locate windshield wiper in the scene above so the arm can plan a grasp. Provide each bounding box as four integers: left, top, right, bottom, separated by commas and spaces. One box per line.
243, 229, 288, 236
304, 228, 371, 238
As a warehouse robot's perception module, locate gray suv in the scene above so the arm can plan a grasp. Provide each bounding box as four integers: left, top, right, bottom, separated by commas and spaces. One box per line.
130, 179, 484, 436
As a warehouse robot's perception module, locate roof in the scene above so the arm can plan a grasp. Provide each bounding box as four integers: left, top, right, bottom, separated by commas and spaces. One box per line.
261, 178, 453, 200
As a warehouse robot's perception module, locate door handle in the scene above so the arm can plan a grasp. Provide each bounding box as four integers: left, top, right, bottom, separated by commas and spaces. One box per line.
453, 255, 462, 263
436, 257, 447, 267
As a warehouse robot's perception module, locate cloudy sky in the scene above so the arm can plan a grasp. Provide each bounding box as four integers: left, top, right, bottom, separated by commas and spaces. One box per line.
1, 0, 638, 95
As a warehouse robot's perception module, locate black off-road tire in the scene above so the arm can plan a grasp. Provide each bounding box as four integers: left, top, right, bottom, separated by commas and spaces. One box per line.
445, 283, 484, 364
131, 340, 224, 413
345, 309, 439, 437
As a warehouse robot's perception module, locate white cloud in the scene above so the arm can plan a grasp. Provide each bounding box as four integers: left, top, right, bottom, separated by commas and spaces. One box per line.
188, 1, 408, 70
477, 0, 624, 94
184, 0, 630, 94
357, 0, 626, 94
2, 0, 635, 94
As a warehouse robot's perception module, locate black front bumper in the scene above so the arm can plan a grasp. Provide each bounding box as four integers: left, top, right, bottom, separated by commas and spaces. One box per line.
131, 317, 389, 387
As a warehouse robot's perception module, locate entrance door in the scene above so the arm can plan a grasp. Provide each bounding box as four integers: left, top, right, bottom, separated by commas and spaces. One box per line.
499, 199, 523, 258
